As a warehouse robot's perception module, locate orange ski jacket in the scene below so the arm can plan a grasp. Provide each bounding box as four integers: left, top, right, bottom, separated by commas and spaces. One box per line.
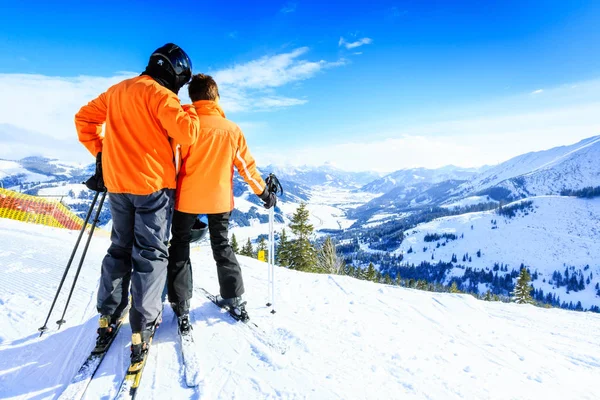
75, 75, 200, 195
174, 100, 266, 214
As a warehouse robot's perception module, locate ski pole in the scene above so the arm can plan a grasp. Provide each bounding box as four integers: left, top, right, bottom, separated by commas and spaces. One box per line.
38, 191, 100, 337
269, 207, 276, 314
56, 191, 107, 329
264, 173, 283, 314
266, 205, 273, 309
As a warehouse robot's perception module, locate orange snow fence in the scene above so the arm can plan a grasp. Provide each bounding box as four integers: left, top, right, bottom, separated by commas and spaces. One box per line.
0, 188, 85, 230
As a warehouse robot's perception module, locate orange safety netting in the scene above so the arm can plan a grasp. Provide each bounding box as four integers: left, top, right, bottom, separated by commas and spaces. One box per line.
0, 188, 85, 230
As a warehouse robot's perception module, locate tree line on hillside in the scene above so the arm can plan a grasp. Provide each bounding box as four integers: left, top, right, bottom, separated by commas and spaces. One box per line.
560, 186, 600, 198
234, 202, 599, 314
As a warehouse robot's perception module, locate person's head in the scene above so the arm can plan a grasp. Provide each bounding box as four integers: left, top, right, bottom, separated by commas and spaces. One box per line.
143, 43, 192, 94
188, 74, 220, 103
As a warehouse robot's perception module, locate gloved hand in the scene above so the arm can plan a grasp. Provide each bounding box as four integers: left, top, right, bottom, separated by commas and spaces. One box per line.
85, 152, 106, 192
259, 186, 277, 209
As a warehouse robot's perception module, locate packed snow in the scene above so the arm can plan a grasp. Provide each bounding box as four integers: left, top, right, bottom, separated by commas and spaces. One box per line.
398, 196, 600, 309
1, 218, 600, 399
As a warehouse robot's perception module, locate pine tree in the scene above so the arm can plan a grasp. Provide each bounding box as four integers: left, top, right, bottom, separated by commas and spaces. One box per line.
257, 236, 268, 261
287, 203, 317, 272
347, 265, 356, 277
231, 233, 239, 254
450, 281, 460, 293
356, 266, 368, 280
513, 267, 533, 304
365, 262, 377, 282
241, 238, 254, 258
395, 273, 402, 286
383, 274, 393, 285
317, 236, 345, 274
484, 290, 492, 301
276, 229, 290, 267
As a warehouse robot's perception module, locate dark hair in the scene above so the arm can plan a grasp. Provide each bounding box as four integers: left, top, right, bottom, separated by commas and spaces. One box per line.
188, 73, 220, 102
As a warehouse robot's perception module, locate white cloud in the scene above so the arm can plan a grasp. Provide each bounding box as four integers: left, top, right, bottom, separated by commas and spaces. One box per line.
280, 2, 297, 13
532, 89, 544, 94
389, 7, 407, 18
339, 37, 373, 50
0, 73, 134, 163
0, 47, 346, 162
213, 47, 339, 89
211, 47, 345, 112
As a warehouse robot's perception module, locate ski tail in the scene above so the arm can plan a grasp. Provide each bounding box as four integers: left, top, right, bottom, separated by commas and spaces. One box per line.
176, 313, 203, 387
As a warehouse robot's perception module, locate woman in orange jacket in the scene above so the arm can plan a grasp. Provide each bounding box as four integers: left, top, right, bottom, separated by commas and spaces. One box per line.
75, 43, 200, 363
168, 74, 277, 331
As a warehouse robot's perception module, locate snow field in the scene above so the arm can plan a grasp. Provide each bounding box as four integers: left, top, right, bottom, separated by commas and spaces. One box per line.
398, 196, 600, 309
0, 218, 599, 399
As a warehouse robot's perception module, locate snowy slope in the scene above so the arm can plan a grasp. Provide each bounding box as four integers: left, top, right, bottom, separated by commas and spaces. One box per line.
453, 136, 600, 200
398, 196, 600, 309
1, 218, 600, 399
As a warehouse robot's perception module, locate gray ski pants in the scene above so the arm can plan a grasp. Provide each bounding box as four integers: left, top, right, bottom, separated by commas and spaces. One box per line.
97, 189, 174, 332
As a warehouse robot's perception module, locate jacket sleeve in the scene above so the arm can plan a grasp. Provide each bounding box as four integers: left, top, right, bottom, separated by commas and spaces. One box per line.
75, 92, 108, 156
157, 95, 200, 146
233, 130, 266, 196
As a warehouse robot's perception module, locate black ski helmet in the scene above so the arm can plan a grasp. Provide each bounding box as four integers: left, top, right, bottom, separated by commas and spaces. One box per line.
146, 43, 192, 93
190, 215, 208, 243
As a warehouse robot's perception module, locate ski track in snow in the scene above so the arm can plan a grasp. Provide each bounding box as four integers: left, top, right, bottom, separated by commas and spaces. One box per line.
0, 218, 600, 399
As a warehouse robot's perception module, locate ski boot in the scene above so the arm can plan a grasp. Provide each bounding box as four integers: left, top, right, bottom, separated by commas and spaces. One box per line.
95, 315, 118, 352
177, 314, 192, 336
171, 300, 192, 335
216, 295, 249, 322
130, 330, 153, 364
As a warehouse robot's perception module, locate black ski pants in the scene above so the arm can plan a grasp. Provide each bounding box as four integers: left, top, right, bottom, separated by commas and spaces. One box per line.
167, 210, 245, 315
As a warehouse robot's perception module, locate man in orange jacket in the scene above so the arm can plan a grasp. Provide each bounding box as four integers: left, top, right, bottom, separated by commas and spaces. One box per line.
168, 74, 277, 332
75, 43, 200, 362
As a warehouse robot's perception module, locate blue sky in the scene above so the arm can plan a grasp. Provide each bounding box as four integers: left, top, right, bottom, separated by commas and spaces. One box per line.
0, 1, 599, 171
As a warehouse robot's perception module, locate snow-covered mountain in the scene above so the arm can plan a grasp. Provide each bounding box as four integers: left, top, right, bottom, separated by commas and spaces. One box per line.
349, 136, 600, 223
361, 166, 481, 194
0, 157, 90, 190
396, 196, 600, 310
451, 136, 600, 201
1, 218, 599, 399
264, 163, 381, 188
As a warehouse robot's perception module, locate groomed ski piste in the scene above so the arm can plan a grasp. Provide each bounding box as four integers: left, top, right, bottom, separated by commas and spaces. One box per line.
1, 218, 599, 399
